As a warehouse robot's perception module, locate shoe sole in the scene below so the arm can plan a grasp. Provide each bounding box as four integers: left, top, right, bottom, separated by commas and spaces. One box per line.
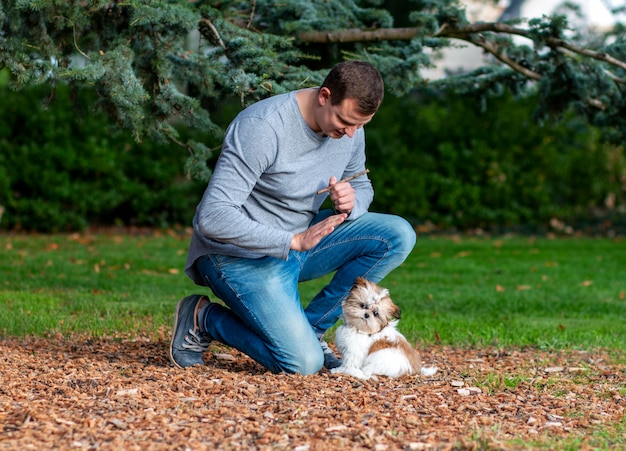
169, 294, 206, 369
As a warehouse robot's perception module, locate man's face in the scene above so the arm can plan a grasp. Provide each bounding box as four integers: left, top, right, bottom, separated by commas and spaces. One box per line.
316, 88, 375, 139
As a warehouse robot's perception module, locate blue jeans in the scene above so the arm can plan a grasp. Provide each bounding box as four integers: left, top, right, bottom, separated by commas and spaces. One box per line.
195, 211, 416, 375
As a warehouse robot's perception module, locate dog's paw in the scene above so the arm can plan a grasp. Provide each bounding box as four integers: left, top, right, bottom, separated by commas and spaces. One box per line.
331, 366, 368, 380
420, 366, 438, 376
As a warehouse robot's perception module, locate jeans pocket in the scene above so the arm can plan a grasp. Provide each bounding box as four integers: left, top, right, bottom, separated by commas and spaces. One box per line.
205, 254, 242, 270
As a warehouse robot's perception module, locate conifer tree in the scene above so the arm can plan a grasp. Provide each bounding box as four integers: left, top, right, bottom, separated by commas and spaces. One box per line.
1, 0, 624, 179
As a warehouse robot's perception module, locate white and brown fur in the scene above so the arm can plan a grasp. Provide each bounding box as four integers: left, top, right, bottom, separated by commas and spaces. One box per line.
331, 277, 422, 380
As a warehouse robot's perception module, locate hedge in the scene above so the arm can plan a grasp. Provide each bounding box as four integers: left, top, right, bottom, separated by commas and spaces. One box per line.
1, 84, 624, 233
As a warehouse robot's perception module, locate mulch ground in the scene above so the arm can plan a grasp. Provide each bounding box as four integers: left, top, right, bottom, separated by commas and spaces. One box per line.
1, 335, 624, 450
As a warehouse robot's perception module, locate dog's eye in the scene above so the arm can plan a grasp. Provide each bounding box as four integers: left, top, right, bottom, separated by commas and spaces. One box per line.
360, 303, 367, 309
373, 310, 379, 317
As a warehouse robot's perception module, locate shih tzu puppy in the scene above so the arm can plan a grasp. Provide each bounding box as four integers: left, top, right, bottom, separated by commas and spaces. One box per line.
331, 277, 435, 380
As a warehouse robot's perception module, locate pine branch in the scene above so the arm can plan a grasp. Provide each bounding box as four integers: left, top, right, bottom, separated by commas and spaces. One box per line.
441, 28, 542, 81
437, 22, 626, 81
297, 27, 420, 43
550, 38, 626, 75
246, 0, 256, 29
4, 0, 623, 147
198, 18, 227, 50
296, 23, 626, 81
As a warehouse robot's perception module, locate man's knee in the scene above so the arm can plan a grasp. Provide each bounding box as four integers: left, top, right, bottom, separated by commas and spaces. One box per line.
275, 342, 324, 375
376, 214, 416, 258
390, 215, 416, 247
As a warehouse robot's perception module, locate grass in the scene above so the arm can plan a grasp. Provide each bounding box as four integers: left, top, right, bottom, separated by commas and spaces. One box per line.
1, 231, 625, 353
390, 235, 626, 350
0, 231, 197, 337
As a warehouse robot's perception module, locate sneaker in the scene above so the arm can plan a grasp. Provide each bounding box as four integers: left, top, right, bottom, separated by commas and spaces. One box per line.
169, 294, 212, 368
320, 338, 342, 370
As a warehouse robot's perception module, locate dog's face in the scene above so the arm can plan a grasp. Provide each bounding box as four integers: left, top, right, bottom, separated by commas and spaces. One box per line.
341, 277, 400, 335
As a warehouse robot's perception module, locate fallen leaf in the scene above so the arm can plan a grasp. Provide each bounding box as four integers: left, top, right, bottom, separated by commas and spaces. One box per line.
544, 421, 563, 428
215, 353, 237, 361
457, 387, 481, 396
108, 419, 127, 430
116, 388, 138, 396
325, 425, 348, 432
55, 418, 77, 426
547, 413, 565, 421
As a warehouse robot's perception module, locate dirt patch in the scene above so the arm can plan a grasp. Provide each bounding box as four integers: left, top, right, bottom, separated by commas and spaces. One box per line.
1, 336, 624, 450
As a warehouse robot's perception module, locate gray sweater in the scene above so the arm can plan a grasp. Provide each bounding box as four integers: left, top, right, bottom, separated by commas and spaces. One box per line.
185, 90, 374, 285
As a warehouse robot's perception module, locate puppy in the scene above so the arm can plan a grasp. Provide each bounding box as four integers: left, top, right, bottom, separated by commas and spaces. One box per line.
331, 277, 423, 380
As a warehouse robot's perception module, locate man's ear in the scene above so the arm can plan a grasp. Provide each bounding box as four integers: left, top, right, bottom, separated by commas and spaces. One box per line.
318, 87, 331, 105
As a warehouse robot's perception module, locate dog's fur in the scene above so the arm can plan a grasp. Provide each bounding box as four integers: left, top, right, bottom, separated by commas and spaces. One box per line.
331, 277, 422, 380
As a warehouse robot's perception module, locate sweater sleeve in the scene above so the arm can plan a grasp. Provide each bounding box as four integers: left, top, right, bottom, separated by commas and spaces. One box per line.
194, 116, 293, 259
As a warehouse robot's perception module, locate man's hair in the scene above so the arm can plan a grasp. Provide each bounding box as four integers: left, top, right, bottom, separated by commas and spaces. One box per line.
320, 61, 384, 115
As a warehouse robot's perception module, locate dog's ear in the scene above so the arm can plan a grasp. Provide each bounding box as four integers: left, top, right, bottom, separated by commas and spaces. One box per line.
390, 304, 401, 320
353, 276, 367, 287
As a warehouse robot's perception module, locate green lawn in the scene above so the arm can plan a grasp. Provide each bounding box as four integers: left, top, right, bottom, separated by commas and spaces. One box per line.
384, 235, 626, 351
1, 232, 625, 355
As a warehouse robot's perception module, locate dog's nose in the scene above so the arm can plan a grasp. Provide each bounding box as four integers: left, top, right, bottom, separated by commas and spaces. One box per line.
364, 313, 370, 319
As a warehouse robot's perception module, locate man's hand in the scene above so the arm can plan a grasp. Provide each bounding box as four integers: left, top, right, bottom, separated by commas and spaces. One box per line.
290, 213, 347, 251
327, 176, 355, 214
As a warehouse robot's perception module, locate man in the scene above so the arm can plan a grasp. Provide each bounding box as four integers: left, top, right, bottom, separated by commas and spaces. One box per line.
169, 60, 416, 375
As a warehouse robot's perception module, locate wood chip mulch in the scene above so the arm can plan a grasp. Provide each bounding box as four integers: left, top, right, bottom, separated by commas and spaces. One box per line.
1, 335, 624, 450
